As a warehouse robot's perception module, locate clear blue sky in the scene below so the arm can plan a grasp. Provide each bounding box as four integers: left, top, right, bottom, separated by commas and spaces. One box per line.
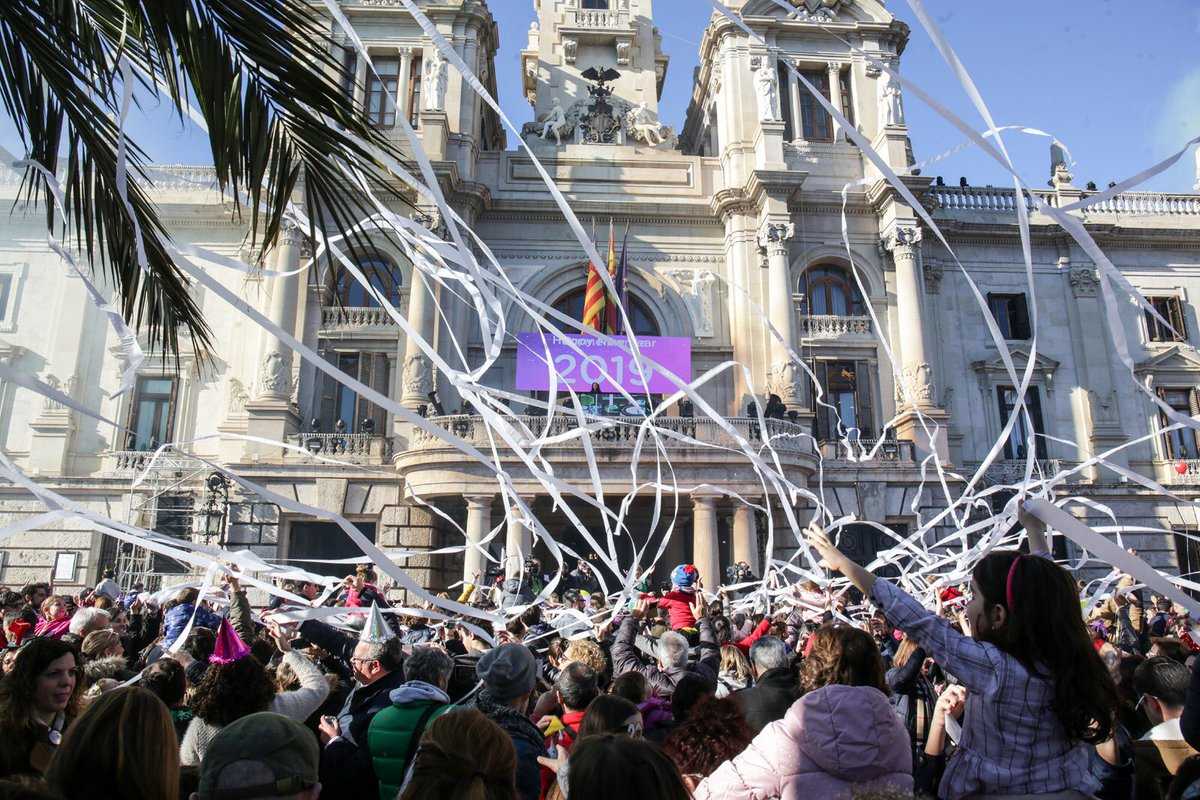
3, 1, 1197, 192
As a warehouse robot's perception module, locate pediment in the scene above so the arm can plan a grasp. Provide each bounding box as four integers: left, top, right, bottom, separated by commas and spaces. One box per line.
1134, 345, 1200, 374
971, 345, 1060, 376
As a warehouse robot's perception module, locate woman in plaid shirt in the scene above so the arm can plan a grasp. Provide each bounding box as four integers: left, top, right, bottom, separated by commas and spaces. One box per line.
806, 505, 1119, 799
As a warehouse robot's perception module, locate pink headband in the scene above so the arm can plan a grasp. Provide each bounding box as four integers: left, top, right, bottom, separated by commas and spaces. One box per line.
1005, 555, 1023, 611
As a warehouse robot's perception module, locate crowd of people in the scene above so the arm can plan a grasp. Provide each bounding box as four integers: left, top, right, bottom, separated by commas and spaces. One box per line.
0, 507, 1199, 799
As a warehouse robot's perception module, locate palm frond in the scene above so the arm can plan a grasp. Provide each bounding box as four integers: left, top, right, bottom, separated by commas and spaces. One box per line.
0, 0, 416, 358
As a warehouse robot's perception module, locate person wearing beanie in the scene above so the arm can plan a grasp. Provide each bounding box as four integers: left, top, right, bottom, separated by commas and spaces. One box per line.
193, 712, 321, 800
470, 643, 543, 800
639, 564, 701, 630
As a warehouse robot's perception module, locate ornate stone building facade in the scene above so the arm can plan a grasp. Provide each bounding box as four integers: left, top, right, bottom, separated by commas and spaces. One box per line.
1, 0, 1200, 595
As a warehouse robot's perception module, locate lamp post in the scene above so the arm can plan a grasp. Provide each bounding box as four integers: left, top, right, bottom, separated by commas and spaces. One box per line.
199, 472, 231, 547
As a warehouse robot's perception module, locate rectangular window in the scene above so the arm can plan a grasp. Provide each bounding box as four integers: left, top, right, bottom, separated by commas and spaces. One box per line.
365, 56, 401, 128
996, 385, 1047, 460
1145, 296, 1188, 343
1158, 387, 1200, 460
128, 376, 177, 451
987, 293, 1031, 340
1173, 529, 1200, 599
798, 70, 833, 142
319, 351, 390, 434
777, 61, 794, 141
152, 494, 193, 575
0, 274, 11, 322
838, 69, 855, 128
408, 55, 423, 127
581, 0, 610, 8
813, 360, 873, 442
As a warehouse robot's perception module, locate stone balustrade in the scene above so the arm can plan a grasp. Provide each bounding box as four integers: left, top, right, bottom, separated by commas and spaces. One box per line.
566, 7, 632, 30
819, 438, 916, 463
292, 433, 393, 464
320, 306, 396, 330
981, 459, 1064, 485
800, 315, 872, 340
408, 414, 811, 456
934, 185, 1200, 217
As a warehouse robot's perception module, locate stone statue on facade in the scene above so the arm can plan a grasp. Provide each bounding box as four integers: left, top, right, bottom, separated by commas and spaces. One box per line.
755, 62, 780, 122
541, 98, 569, 145
878, 72, 904, 127
260, 350, 291, 396
627, 101, 665, 146
403, 353, 434, 397
423, 50, 448, 112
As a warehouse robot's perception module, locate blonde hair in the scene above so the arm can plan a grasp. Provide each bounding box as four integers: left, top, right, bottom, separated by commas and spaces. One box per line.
563, 639, 606, 676
719, 645, 752, 684
81, 629, 122, 660
892, 635, 920, 670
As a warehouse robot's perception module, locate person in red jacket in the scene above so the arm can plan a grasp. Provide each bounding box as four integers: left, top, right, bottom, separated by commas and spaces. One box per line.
641, 564, 702, 630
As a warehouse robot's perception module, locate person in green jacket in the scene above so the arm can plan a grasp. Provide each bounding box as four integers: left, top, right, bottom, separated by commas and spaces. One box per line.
367, 645, 455, 800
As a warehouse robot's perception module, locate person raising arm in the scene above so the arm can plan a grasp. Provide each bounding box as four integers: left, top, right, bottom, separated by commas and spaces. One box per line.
804, 502, 1116, 800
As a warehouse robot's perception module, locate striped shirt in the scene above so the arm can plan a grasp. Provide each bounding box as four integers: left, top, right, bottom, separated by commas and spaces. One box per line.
871, 578, 1099, 800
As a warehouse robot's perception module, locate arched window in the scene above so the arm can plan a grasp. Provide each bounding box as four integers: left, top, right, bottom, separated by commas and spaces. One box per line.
332, 255, 403, 308
799, 265, 865, 317
553, 288, 661, 336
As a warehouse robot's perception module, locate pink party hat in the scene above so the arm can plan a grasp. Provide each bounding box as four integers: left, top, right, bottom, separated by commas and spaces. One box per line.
209, 618, 251, 664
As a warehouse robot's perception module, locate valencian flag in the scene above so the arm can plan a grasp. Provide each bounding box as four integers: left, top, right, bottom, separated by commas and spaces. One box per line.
607, 222, 630, 335
582, 221, 607, 331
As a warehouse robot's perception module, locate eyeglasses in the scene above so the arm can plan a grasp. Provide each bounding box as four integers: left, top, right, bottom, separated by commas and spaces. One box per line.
349, 657, 379, 667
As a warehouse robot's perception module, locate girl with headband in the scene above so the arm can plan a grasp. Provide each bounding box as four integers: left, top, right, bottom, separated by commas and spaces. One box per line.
806, 503, 1118, 800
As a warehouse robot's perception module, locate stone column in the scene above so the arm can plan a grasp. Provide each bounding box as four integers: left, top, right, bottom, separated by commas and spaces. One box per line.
759, 221, 801, 409
504, 496, 535, 581
827, 62, 844, 140
883, 224, 949, 461
692, 494, 720, 590
464, 495, 493, 585
731, 502, 759, 576
353, 55, 369, 118
255, 222, 306, 402
883, 225, 934, 409
400, 259, 438, 409
396, 47, 414, 126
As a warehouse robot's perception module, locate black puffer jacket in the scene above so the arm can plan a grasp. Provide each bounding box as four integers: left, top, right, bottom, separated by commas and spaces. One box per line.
732, 666, 799, 734
610, 615, 718, 698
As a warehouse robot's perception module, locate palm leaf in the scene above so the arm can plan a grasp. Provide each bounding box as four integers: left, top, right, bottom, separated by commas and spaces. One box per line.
0, 0, 415, 359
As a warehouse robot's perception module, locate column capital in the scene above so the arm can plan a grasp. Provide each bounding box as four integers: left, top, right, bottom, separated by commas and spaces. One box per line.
881, 224, 923, 255
465, 494, 494, 510
690, 492, 719, 507
758, 221, 795, 257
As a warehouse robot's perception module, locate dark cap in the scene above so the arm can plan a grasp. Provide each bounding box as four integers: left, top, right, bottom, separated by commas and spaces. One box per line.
476, 643, 536, 702
197, 712, 319, 800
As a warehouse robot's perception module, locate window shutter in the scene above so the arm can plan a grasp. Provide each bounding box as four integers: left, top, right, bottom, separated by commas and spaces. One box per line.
1172, 298, 1188, 342
1014, 294, 1031, 340
1027, 387, 1047, 459
996, 386, 1014, 460
814, 361, 830, 442
855, 361, 874, 440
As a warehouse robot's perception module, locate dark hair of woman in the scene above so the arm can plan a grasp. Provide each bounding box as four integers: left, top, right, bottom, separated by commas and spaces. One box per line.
610, 671, 648, 705
578, 694, 640, 739
800, 625, 887, 694
45, 687, 179, 800
182, 627, 216, 663
190, 656, 274, 727
661, 695, 753, 779
141, 658, 187, 708
971, 550, 1119, 743
398, 708, 517, 800
0, 638, 83, 732
566, 735, 690, 800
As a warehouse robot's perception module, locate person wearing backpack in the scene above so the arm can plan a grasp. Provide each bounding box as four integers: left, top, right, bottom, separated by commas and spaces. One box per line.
368, 646, 455, 800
